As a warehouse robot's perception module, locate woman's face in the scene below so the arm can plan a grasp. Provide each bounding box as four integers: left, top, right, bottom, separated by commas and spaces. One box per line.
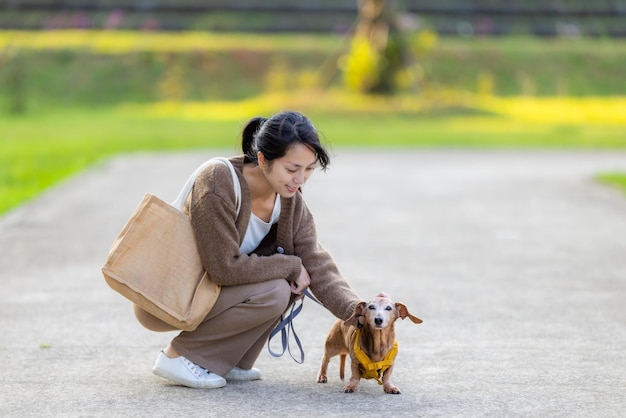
260, 143, 317, 198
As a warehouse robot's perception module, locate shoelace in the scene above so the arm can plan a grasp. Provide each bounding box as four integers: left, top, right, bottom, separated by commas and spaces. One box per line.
182, 357, 209, 377
267, 289, 321, 364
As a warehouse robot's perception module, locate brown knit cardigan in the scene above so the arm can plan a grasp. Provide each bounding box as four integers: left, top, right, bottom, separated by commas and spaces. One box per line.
188, 155, 360, 321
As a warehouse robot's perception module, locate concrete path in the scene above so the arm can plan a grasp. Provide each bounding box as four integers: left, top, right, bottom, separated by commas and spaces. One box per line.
1, 150, 625, 417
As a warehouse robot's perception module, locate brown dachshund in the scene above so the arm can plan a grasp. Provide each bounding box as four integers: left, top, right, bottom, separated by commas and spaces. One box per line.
316, 292, 422, 394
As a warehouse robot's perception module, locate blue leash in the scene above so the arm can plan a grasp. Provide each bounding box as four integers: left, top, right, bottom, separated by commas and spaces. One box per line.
267, 289, 322, 364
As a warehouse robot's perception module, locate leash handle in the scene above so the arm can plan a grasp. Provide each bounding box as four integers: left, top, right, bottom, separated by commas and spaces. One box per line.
267, 289, 321, 364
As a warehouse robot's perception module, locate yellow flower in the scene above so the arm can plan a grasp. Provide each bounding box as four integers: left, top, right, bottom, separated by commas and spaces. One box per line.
477, 96, 626, 126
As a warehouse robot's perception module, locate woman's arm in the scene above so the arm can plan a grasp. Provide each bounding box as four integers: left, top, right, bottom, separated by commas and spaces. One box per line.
291, 198, 361, 320
189, 164, 301, 286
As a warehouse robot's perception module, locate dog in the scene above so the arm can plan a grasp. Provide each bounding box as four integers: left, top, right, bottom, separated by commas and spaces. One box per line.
316, 292, 422, 394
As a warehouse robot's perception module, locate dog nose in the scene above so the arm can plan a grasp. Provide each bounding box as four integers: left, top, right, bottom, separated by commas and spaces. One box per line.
375, 317, 383, 326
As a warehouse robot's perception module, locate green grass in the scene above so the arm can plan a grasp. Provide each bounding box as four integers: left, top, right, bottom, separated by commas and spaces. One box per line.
2, 107, 626, 215
2, 34, 626, 113
427, 37, 626, 96
596, 173, 626, 196
1, 109, 244, 213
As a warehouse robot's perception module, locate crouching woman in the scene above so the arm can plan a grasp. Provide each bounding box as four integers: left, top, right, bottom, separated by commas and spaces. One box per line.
134, 111, 361, 388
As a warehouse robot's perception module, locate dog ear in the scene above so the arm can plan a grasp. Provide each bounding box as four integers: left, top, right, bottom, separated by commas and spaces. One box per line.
344, 301, 366, 327
396, 303, 423, 324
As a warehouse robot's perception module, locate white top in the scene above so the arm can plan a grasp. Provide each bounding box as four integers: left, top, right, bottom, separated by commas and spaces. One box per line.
239, 194, 281, 255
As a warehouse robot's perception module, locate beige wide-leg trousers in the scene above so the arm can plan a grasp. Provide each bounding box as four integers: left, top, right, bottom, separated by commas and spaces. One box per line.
134, 278, 292, 377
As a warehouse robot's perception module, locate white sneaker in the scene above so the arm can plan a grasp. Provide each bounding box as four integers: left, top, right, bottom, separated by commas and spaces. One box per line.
224, 366, 262, 381
152, 351, 226, 389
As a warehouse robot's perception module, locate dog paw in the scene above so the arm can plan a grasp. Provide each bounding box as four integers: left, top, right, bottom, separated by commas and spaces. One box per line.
317, 375, 328, 383
384, 385, 401, 394
343, 384, 358, 393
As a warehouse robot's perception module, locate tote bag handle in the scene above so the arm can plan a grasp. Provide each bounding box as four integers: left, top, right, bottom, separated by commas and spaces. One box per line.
171, 157, 241, 215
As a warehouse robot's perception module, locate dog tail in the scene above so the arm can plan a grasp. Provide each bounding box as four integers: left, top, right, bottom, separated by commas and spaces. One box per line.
339, 354, 346, 381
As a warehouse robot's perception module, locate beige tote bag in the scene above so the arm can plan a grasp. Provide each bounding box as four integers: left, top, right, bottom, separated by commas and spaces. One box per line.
102, 157, 241, 331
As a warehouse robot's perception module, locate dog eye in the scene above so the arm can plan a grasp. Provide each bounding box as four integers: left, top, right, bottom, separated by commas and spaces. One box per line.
385, 306, 393, 311
368, 305, 375, 310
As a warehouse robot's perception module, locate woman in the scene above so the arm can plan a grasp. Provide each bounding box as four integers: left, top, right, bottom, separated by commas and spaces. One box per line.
135, 111, 361, 388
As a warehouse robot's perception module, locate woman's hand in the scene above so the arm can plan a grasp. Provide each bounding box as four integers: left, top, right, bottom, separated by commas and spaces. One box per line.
290, 264, 311, 300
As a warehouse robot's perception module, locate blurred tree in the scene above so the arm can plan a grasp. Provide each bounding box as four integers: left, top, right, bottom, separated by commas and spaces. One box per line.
341, 0, 413, 94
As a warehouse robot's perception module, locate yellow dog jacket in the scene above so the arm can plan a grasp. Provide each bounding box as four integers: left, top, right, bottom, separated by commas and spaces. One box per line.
352, 329, 398, 385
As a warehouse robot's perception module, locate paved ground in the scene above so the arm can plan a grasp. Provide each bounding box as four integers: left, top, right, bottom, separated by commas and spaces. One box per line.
1, 150, 626, 417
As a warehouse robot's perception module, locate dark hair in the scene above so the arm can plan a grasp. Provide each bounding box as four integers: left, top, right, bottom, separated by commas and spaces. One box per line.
241, 111, 330, 171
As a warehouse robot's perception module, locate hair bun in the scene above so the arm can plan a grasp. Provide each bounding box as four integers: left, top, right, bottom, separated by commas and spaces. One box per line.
241, 116, 267, 156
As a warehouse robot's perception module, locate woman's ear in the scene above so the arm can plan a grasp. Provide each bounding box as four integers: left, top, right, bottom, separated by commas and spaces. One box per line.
258, 152, 273, 173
